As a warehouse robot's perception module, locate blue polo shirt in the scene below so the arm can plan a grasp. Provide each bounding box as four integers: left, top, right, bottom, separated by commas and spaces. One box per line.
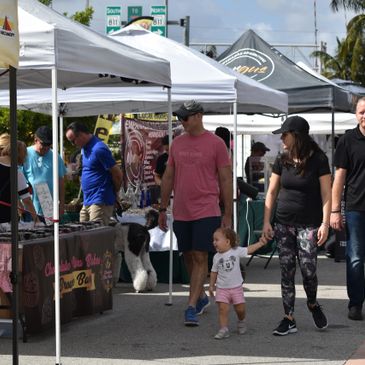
81, 135, 116, 206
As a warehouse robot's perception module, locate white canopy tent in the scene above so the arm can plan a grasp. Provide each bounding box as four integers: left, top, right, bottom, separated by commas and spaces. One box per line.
109, 25, 288, 115
0, 24, 289, 238
0, 1, 171, 364
203, 113, 357, 135
0, 20, 288, 335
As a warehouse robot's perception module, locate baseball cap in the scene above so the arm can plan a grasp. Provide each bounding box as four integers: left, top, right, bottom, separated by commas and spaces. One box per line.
272, 116, 310, 135
251, 141, 270, 152
35, 126, 52, 145
173, 100, 204, 120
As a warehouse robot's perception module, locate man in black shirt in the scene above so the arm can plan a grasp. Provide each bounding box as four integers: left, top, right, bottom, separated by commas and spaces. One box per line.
331, 97, 365, 321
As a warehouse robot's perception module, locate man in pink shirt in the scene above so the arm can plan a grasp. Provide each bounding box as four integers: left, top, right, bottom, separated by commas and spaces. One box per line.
158, 100, 233, 326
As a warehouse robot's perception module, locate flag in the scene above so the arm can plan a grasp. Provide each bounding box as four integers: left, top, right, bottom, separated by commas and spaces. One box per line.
0, 0, 19, 68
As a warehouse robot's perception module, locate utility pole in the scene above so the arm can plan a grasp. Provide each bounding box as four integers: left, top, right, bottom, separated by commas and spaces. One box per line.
313, 0, 319, 72
165, 0, 168, 37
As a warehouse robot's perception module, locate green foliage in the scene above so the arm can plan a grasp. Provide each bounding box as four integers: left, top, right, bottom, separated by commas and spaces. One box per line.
71, 7, 94, 27
312, 11, 365, 85
38, 0, 52, 6
330, 0, 365, 12
0, 109, 51, 144
64, 178, 81, 204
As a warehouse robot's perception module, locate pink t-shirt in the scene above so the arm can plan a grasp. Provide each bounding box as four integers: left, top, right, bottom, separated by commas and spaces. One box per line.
168, 131, 230, 221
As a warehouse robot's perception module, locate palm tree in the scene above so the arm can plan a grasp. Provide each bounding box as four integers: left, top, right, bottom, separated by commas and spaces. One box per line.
330, 0, 365, 12
312, 12, 365, 84
312, 38, 351, 80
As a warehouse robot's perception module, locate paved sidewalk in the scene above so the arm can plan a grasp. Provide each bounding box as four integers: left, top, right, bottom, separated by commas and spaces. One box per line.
1, 255, 364, 365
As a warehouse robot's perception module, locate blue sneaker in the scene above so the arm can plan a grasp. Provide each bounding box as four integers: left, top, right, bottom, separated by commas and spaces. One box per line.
184, 306, 199, 326
196, 295, 210, 315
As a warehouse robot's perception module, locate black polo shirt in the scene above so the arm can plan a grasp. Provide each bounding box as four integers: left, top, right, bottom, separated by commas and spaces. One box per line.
334, 125, 365, 211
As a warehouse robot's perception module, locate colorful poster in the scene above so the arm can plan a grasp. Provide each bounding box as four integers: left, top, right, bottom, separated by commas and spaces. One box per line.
94, 116, 113, 144
0, 0, 19, 68
121, 114, 182, 188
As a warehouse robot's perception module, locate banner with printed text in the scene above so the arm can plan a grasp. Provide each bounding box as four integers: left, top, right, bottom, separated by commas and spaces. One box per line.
121, 113, 182, 188
0, 0, 19, 68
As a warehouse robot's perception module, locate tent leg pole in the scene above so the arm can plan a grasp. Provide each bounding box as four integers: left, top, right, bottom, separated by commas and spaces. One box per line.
10, 65, 20, 365
52, 68, 62, 365
233, 102, 238, 232
166, 87, 173, 306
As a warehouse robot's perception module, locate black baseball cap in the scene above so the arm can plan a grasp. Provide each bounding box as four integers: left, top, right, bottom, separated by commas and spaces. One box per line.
251, 142, 270, 152
35, 126, 52, 145
173, 100, 204, 120
272, 116, 310, 135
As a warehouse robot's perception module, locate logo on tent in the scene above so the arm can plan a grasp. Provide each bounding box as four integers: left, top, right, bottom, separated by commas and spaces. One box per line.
0, 15, 15, 37
219, 48, 275, 82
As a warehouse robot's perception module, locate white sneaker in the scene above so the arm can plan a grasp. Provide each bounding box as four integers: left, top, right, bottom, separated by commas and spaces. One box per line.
237, 320, 247, 335
214, 328, 230, 339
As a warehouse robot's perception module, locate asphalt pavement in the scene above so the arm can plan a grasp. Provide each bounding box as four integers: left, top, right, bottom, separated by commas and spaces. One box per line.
1, 254, 364, 365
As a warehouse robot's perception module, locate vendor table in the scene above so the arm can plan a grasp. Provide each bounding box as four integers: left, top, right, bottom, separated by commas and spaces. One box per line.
0, 225, 115, 335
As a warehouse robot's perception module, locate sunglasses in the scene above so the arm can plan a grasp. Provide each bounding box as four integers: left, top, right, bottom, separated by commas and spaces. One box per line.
178, 116, 188, 122
37, 139, 51, 147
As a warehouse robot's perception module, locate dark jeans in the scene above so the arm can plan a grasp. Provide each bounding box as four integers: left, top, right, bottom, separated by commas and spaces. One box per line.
345, 211, 365, 309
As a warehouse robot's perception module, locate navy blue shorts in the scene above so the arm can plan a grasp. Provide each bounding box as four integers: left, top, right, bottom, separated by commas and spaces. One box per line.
173, 216, 221, 253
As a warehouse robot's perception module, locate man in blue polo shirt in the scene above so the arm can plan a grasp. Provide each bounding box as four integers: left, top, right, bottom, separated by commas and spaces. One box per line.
65, 122, 123, 225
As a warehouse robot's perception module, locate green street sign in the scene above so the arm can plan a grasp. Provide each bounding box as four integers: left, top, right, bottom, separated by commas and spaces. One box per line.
128, 6, 142, 22
106, 6, 121, 34
151, 5, 166, 37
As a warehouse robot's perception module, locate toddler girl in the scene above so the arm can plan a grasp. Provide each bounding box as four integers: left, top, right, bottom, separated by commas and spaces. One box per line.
209, 227, 267, 339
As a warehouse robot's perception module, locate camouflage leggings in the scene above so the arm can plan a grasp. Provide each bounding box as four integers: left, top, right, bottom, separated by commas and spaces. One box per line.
275, 223, 319, 316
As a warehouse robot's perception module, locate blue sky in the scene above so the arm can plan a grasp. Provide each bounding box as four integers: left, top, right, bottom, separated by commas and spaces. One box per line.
52, 0, 355, 68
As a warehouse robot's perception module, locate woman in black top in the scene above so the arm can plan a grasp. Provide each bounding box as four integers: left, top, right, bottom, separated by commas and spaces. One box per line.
262, 116, 331, 336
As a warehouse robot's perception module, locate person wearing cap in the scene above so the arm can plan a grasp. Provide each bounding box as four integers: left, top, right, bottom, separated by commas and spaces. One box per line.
65, 122, 123, 225
262, 115, 331, 336
22, 126, 67, 219
158, 100, 233, 327
330, 97, 365, 321
244, 141, 270, 192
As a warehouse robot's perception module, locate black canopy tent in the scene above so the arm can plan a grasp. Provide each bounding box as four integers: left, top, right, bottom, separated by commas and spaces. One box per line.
217, 29, 357, 171
217, 29, 355, 114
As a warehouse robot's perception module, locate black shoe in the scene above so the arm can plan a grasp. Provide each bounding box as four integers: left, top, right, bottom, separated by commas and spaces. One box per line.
307, 302, 328, 329
348, 306, 363, 321
273, 317, 297, 336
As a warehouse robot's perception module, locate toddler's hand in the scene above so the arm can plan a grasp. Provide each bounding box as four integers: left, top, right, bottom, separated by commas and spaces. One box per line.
260, 235, 268, 246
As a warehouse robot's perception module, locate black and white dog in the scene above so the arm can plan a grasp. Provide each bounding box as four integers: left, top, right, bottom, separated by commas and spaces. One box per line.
112, 210, 159, 292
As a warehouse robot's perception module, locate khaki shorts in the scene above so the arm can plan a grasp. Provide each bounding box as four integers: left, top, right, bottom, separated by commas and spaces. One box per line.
79, 204, 114, 225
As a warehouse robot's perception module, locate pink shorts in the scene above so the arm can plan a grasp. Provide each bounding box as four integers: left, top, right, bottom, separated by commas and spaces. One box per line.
215, 285, 245, 305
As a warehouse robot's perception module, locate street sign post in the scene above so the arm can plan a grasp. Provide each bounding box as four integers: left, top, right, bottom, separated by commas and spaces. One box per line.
106, 6, 121, 34
128, 6, 142, 22
151, 5, 166, 37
